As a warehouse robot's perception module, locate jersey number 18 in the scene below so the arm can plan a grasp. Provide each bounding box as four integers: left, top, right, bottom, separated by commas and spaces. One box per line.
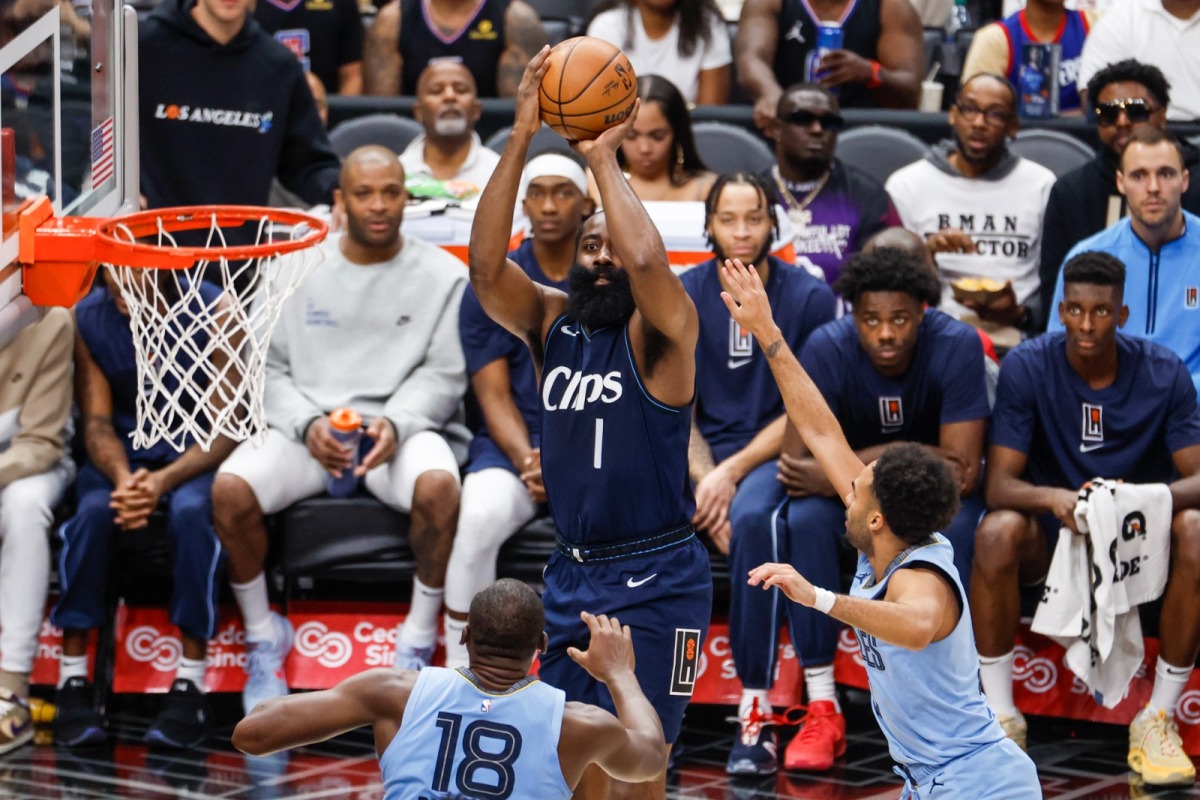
427, 711, 524, 799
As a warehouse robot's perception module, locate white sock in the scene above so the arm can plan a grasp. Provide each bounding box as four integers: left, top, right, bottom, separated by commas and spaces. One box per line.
738, 688, 771, 723
979, 651, 1018, 717
1148, 657, 1193, 716
443, 614, 468, 669
175, 657, 207, 693
400, 578, 443, 646
804, 665, 840, 711
58, 655, 89, 688
231, 573, 276, 643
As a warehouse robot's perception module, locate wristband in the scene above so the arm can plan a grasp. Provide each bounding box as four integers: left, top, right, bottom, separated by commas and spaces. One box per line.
812, 586, 837, 614
866, 60, 883, 89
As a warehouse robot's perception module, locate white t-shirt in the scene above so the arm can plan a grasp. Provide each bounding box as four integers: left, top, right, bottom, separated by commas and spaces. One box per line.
1079, 0, 1200, 121
885, 155, 1056, 319
399, 132, 501, 195
586, 8, 732, 104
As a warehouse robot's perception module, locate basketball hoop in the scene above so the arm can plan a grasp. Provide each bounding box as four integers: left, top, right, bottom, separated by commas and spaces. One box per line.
19, 197, 329, 452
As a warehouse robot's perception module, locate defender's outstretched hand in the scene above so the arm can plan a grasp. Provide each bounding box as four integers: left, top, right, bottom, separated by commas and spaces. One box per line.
720, 259, 778, 343
566, 612, 637, 685
748, 562, 818, 608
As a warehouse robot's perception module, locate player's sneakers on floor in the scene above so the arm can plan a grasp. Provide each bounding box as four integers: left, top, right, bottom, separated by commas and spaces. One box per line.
393, 641, 435, 671
1128, 706, 1196, 786
783, 700, 845, 772
243, 612, 293, 716
997, 709, 1028, 751
0, 687, 33, 754
145, 679, 209, 749
725, 697, 779, 776
53, 677, 107, 747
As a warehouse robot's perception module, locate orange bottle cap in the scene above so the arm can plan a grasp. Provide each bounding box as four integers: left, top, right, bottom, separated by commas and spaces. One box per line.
329, 408, 362, 432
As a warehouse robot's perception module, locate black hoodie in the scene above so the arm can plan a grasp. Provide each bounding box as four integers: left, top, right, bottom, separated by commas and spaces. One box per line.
1038, 138, 1200, 325
138, 0, 339, 209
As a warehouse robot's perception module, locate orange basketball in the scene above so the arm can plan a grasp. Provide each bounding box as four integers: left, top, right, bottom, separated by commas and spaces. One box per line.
539, 37, 638, 142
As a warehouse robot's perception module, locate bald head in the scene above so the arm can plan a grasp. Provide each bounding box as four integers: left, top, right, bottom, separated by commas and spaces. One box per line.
339, 145, 403, 189
417, 59, 478, 98
863, 227, 935, 271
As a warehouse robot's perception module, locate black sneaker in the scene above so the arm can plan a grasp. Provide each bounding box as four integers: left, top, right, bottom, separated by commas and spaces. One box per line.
53, 677, 107, 747
144, 679, 209, 749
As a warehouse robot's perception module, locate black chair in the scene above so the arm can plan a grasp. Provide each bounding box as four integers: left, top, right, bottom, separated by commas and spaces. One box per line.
1010, 129, 1095, 178
328, 113, 424, 159
543, 18, 573, 46
692, 121, 776, 174
524, 0, 593, 35
835, 125, 931, 184
483, 125, 579, 161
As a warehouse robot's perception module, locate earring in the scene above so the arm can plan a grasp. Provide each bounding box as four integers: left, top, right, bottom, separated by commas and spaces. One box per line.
676, 143, 685, 167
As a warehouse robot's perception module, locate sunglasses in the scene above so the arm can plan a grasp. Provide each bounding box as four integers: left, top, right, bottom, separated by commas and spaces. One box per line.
1094, 98, 1156, 126
779, 110, 845, 131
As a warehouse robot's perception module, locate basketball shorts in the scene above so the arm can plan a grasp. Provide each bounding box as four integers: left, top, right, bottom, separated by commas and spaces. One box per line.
538, 537, 713, 745
897, 739, 1041, 799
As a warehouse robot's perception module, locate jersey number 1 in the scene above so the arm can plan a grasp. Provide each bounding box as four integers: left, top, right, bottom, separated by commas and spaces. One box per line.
593, 418, 604, 469
431, 711, 524, 798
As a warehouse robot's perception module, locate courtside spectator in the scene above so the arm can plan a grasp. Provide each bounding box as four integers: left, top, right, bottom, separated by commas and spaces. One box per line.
886, 74, 1054, 340
54, 273, 235, 749
974, 252, 1200, 788
962, 0, 1097, 115
587, 0, 732, 105
736, 0, 923, 130
0, 309, 73, 754
1047, 128, 1200, 390
764, 82, 900, 288
364, 0, 547, 97
254, 0, 363, 94
212, 147, 470, 715
441, 154, 592, 669
139, 0, 340, 209
1039, 60, 1200, 318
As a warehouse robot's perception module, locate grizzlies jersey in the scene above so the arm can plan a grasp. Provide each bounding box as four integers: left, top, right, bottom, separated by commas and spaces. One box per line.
540, 315, 693, 545
849, 534, 1004, 769
380, 667, 569, 800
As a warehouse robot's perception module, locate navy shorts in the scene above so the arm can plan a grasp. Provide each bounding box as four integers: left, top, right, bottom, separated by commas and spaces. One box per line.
538, 537, 713, 744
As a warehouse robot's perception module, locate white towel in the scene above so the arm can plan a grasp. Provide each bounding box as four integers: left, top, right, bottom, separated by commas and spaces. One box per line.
1031, 479, 1172, 708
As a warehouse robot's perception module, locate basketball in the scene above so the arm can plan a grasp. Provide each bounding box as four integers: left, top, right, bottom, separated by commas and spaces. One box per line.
539, 37, 638, 142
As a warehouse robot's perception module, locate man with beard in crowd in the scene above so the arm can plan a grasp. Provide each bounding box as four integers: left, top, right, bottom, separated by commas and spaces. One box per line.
469, 49, 711, 800
399, 60, 500, 196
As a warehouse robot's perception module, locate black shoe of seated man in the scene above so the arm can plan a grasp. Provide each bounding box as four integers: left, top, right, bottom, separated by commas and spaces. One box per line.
53, 677, 108, 748
144, 679, 209, 749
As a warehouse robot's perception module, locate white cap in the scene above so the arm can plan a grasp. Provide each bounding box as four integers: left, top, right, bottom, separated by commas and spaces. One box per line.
519, 153, 588, 200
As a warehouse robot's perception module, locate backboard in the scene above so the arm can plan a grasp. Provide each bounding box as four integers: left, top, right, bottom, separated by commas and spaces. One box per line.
0, 0, 138, 348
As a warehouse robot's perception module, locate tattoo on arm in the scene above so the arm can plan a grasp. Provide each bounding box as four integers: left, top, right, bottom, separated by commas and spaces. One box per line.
765, 339, 783, 359
498, 2, 547, 97
364, 5, 402, 95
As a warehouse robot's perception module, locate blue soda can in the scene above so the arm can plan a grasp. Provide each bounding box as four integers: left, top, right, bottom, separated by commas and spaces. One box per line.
806, 22, 844, 83
326, 407, 363, 498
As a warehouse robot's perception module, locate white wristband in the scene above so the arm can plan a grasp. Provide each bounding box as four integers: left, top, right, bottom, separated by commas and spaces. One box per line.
812, 587, 836, 615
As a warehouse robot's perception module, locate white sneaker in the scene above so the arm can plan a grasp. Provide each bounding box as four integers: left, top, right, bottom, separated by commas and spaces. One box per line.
242, 612, 294, 716
394, 641, 434, 671
997, 709, 1027, 751
1129, 706, 1196, 786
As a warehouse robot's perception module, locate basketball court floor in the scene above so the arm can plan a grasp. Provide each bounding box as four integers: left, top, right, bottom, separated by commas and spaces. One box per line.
1, 691, 1197, 799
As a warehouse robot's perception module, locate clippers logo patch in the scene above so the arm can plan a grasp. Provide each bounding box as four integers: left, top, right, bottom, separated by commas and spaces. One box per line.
728, 318, 753, 357
669, 629, 701, 696
1186, 287, 1198, 310
1082, 403, 1104, 442
879, 397, 903, 429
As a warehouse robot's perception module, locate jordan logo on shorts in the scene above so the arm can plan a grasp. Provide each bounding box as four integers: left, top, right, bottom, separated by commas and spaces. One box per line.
669, 629, 701, 696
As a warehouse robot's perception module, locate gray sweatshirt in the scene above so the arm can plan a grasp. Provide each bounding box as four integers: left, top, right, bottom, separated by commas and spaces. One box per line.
264, 234, 471, 462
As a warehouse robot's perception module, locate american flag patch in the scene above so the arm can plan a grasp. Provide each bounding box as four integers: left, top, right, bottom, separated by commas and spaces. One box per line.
91, 117, 115, 187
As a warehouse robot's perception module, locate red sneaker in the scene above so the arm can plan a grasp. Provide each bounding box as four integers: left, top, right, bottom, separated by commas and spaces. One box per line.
783, 700, 846, 772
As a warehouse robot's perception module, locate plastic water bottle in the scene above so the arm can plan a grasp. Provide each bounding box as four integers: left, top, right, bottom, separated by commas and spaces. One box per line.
942, 0, 972, 77
325, 408, 362, 498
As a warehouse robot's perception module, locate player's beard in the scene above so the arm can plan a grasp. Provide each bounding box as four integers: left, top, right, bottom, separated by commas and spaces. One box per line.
567, 262, 636, 330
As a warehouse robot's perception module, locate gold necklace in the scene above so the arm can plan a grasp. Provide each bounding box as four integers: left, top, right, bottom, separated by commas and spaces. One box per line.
772, 165, 830, 232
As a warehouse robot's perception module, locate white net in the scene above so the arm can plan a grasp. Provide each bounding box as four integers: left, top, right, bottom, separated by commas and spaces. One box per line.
105, 211, 324, 452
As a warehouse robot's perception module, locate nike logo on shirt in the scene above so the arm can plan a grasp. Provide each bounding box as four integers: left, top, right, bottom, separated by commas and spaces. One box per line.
626, 573, 658, 588
727, 358, 752, 369
1079, 442, 1105, 453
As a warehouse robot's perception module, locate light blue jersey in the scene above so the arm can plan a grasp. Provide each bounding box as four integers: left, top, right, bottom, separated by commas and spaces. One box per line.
380, 668, 570, 800
849, 535, 1004, 770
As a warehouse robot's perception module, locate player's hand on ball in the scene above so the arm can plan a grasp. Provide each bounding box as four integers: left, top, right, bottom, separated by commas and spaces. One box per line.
748, 562, 817, 608
720, 258, 776, 342
567, 612, 636, 683
514, 46, 552, 139
572, 99, 639, 161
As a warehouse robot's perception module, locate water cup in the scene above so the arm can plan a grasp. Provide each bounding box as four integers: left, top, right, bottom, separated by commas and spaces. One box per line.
921, 80, 944, 112
326, 408, 363, 498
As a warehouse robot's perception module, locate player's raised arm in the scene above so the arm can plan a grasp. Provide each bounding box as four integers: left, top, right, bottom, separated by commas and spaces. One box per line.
720, 258, 863, 503
468, 47, 566, 352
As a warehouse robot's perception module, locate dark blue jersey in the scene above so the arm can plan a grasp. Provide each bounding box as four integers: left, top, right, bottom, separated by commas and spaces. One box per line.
460, 240, 569, 474
801, 310, 990, 450
539, 316, 694, 544
992, 333, 1200, 490
681, 257, 836, 463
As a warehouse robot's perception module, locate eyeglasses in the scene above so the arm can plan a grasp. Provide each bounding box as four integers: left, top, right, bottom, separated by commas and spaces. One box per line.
779, 110, 845, 132
1094, 98, 1157, 126
954, 103, 1012, 125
